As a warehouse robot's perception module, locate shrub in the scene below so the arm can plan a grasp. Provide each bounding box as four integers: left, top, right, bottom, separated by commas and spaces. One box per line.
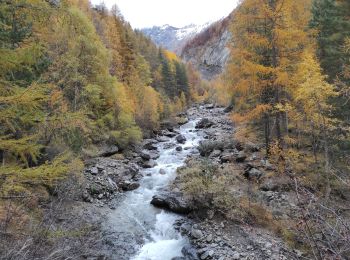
177, 159, 237, 214
198, 139, 237, 156
110, 126, 142, 150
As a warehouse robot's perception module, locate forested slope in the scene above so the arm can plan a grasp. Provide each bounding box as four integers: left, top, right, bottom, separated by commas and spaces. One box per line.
0, 0, 203, 199
187, 0, 350, 258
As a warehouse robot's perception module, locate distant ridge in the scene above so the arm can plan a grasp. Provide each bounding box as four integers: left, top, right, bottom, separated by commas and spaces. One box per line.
141, 22, 213, 55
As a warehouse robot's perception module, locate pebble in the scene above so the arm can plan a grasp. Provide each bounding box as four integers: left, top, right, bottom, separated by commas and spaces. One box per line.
206, 234, 213, 242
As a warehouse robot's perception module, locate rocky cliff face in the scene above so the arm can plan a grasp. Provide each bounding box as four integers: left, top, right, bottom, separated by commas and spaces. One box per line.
181, 15, 233, 80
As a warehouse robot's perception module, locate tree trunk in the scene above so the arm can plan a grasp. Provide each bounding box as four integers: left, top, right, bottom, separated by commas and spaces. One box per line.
1, 150, 4, 167
264, 113, 271, 156
320, 114, 331, 201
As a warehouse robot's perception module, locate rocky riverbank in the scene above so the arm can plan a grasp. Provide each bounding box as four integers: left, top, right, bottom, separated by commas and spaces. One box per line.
151, 105, 307, 260
35, 104, 305, 260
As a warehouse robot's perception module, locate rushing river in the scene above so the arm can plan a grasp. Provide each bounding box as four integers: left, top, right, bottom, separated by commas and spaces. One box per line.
107, 119, 202, 260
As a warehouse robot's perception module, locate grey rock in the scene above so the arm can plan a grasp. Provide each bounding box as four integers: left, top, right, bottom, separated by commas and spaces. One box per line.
143, 139, 158, 150
232, 253, 240, 259
236, 151, 247, 163
204, 104, 214, 109
82, 190, 92, 202
260, 179, 279, 192
90, 167, 99, 175
196, 118, 214, 129
151, 192, 192, 214
206, 234, 213, 242
220, 153, 235, 163
176, 146, 183, 152
142, 159, 157, 168
176, 135, 187, 144
97, 145, 119, 157
47, 0, 60, 6
207, 210, 215, 220
176, 116, 189, 125
164, 143, 177, 149
147, 151, 160, 160
265, 242, 272, 249
181, 245, 199, 260
200, 251, 209, 260
120, 181, 140, 191
261, 159, 274, 170
140, 150, 151, 160
180, 223, 192, 234
159, 169, 166, 175
191, 228, 203, 239
157, 136, 169, 142
245, 168, 263, 179
210, 150, 222, 158
163, 131, 177, 138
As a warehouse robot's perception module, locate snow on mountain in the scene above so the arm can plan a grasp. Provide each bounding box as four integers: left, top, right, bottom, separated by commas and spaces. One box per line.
141, 22, 213, 54
175, 22, 212, 40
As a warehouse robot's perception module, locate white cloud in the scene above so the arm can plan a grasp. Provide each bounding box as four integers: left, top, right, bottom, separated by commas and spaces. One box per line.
90, 0, 238, 28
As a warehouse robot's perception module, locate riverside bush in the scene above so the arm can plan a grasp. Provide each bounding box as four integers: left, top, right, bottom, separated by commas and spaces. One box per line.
198, 139, 237, 156
177, 159, 237, 214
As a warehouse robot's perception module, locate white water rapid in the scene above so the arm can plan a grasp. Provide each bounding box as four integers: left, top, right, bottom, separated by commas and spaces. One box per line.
107, 119, 202, 260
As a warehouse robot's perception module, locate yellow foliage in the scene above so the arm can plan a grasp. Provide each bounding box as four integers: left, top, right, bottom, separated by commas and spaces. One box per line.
164, 50, 179, 62
293, 51, 338, 119
137, 86, 164, 131
231, 104, 271, 123
0, 153, 83, 197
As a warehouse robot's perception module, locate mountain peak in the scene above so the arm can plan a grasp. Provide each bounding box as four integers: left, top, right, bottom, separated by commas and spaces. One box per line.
141, 22, 213, 54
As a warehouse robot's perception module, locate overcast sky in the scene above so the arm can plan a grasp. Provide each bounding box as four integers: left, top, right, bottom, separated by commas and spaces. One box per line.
90, 0, 238, 29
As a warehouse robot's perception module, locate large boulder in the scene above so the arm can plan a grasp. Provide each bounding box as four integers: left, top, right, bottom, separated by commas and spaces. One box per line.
176, 134, 187, 144
143, 139, 158, 151
156, 136, 169, 142
120, 181, 140, 191
140, 150, 160, 160
220, 152, 235, 163
142, 159, 157, 168
97, 144, 119, 157
140, 150, 151, 160
175, 116, 189, 125
162, 130, 177, 138
195, 118, 214, 129
151, 192, 192, 214
160, 120, 176, 132
164, 143, 177, 149
244, 167, 263, 180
